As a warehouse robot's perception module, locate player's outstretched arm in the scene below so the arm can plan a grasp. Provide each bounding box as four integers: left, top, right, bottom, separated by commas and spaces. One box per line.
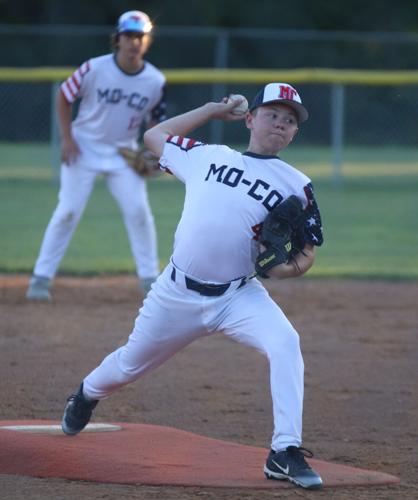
144, 99, 246, 158
264, 244, 315, 280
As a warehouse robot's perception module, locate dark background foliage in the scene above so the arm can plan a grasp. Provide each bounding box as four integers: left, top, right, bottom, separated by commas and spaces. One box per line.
1, 0, 418, 31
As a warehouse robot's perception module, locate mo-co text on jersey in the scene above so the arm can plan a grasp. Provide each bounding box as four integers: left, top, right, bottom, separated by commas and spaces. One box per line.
205, 163, 283, 211
97, 88, 149, 111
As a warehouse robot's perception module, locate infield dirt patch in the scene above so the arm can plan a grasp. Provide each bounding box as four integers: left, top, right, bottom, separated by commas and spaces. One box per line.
0, 275, 417, 499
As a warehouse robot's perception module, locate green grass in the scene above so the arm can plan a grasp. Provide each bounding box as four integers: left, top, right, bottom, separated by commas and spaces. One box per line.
0, 177, 184, 275
310, 177, 418, 278
1, 142, 418, 278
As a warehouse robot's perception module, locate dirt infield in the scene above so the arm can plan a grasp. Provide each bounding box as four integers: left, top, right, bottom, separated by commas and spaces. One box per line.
1, 275, 417, 499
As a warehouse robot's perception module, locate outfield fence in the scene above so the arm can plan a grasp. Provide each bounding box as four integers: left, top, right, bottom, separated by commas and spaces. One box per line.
1, 67, 418, 184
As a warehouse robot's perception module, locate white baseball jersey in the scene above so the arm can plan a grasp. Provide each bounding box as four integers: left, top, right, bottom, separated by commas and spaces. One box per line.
159, 136, 323, 283
61, 54, 166, 158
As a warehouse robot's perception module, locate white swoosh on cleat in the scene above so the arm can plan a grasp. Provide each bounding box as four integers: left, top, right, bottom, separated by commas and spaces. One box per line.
272, 460, 289, 475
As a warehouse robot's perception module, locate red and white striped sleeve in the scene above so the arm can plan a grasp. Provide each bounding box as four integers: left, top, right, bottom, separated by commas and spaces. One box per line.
159, 135, 209, 182
60, 60, 91, 103
166, 135, 204, 151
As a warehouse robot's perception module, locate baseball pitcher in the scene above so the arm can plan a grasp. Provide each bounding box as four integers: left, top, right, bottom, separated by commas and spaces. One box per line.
61, 83, 324, 490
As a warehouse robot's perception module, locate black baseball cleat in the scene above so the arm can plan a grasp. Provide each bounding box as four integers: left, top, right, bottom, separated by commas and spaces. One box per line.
61, 383, 98, 436
264, 446, 323, 490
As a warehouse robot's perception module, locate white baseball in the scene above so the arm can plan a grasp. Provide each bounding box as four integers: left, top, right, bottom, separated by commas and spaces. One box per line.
227, 94, 249, 115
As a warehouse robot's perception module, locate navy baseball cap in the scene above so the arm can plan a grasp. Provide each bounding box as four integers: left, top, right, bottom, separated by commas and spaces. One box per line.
117, 10, 153, 34
249, 83, 309, 123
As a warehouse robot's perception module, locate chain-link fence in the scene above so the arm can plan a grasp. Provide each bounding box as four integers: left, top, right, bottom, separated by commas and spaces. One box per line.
2, 78, 418, 143
1, 25, 418, 182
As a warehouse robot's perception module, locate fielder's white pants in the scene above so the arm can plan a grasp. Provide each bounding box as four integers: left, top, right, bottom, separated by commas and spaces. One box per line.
84, 263, 305, 451
33, 162, 159, 280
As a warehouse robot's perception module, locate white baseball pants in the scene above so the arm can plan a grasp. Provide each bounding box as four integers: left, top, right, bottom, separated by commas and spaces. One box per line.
83, 263, 305, 451
33, 161, 159, 280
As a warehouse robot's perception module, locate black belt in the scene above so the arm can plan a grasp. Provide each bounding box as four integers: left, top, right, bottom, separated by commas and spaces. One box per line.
171, 268, 247, 297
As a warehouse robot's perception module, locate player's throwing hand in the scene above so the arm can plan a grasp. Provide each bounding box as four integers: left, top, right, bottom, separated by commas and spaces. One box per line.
208, 96, 249, 121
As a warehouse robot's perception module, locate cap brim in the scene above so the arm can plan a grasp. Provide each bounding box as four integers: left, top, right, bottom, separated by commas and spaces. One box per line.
282, 100, 309, 123
118, 21, 147, 33
264, 100, 309, 123
250, 99, 309, 123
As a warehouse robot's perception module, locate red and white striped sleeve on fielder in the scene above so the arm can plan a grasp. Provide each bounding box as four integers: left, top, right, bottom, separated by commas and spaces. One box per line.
60, 60, 91, 103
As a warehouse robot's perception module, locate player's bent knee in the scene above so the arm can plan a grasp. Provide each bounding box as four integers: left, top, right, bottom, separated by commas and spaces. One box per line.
265, 327, 301, 359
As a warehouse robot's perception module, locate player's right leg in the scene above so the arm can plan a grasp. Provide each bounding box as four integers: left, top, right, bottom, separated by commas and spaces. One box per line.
26, 163, 97, 301
61, 265, 208, 435
106, 168, 159, 296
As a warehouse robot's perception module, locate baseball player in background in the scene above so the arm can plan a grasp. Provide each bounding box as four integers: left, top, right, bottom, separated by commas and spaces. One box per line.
26, 10, 166, 301
61, 83, 324, 490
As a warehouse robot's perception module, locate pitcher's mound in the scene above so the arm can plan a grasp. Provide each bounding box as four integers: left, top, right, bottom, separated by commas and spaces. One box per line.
0, 420, 399, 489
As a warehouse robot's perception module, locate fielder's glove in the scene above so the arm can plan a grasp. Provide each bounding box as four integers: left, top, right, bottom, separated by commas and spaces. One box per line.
118, 146, 161, 177
255, 195, 306, 278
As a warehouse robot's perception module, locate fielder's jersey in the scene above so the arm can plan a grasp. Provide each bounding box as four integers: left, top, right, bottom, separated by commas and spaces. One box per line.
61, 54, 166, 157
160, 136, 323, 283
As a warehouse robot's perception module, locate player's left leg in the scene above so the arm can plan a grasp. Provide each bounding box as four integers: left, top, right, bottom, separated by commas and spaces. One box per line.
219, 279, 304, 450
106, 167, 159, 293
218, 279, 322, 489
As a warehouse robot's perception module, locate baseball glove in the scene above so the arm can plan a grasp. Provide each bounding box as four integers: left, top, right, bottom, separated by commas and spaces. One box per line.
255, 195, 306, 278
118, 146, 160, 177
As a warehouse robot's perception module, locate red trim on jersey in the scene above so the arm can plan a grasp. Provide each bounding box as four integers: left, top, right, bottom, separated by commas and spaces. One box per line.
71, 74, 80, 91
79, 60, 90, 76
162, 166, 173, 175
59, 87, 72, 104
73, 69, 82, 85
167, 135, 203, 151
63, 82, 76, 100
